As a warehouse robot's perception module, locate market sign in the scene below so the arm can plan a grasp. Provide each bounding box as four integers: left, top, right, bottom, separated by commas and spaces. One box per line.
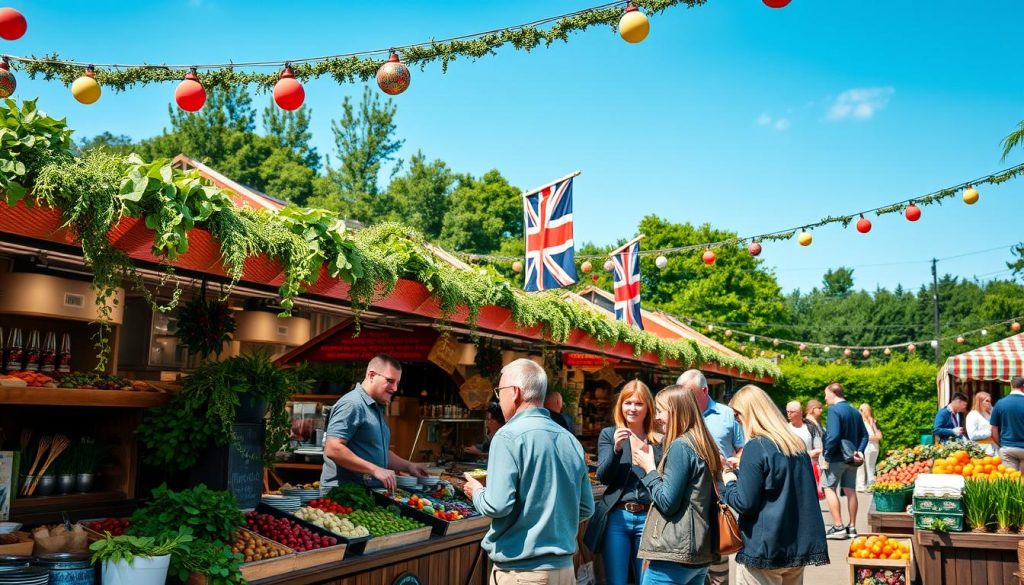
592, 364, 624, 388
297, 326, 440, 363
426, 337, 460, 374
563, 352, 620, 367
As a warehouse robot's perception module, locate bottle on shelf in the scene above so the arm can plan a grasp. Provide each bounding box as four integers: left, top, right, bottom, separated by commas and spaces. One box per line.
58, 333, 72, 374
3, 328, 22, 372
40, 332, 57, 373
23, 330, 40, 372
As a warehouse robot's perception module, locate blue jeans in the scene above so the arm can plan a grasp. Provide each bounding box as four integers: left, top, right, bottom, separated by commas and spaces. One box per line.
640, 560, 709, 585
602, 507, 647, 585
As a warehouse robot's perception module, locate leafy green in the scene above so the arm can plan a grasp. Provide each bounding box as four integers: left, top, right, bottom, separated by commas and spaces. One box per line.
90, 527, 192, 566
327, 483, 375, 510
128, 484, 244, 544
169, 538, 245, 585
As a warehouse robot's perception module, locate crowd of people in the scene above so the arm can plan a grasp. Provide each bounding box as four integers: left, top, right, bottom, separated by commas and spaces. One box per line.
318, 353, 1021, 585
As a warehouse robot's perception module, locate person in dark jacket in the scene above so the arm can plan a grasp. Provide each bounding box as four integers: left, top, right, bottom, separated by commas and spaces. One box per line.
583, 381, 662, 585
933, 392, 968, 444
723, 385, 829, 585
821, 382, 868, 540
631, 385, 721, 585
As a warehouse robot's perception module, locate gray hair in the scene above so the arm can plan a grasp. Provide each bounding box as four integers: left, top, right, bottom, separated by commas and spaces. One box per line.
502, 358, 547, 404
676, 369, 707, 391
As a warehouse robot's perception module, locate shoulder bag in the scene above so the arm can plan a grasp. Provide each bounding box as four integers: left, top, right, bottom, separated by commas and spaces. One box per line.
712, 479, 743, 556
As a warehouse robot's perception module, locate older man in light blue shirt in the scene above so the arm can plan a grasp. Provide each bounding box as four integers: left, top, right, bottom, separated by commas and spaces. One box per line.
677, 369, 745, 585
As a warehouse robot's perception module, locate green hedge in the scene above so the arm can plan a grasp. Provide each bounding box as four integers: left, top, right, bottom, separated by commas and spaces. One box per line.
769, 357, 938, 454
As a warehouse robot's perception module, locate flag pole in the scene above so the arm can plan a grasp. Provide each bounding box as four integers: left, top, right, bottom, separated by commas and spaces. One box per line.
608, 234, 646, 256
520, 170, 582, 199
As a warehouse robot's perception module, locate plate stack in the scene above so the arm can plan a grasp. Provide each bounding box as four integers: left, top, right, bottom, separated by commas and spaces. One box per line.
0, 566, 49, 584
396, 476, 419, 490
420, 477, 441, 489
261, 494, 302, 513
281, 487, 322, 504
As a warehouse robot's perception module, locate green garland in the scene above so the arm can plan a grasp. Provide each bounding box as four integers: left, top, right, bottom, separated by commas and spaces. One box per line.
0, 98, 778, 378
8, 1, 704, 92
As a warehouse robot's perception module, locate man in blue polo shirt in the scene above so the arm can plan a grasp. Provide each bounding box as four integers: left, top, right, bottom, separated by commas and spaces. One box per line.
677, 369, 744, 585
321, 354, 427, 492
992, 377, 1024, 471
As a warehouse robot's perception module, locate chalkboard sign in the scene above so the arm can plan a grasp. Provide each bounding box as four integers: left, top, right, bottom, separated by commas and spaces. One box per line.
190, 422, 265, 510
228, 423, 265, 510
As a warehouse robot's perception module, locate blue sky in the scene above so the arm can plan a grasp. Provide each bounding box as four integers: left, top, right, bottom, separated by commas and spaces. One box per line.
6, 1, 1024, 293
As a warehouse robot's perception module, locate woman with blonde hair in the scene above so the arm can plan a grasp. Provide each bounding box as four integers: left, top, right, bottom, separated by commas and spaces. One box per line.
630, 385, 719, 584
966, 391, 995, 455
856, 403, 883, 491
584, 380, 662, 585
723, 385, 828, 585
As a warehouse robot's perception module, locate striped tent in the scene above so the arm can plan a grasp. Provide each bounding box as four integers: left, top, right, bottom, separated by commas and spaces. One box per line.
937, 333, 1024, 403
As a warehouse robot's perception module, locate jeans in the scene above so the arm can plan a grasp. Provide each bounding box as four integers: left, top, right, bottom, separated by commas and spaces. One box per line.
641, 561, 709, 585
603, 507, 647, 585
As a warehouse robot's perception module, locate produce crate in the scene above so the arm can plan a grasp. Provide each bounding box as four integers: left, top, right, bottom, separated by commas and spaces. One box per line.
373, 490, 490, 536
847, 533, 915, 584
359, 524, 433, 555
912, 495, 963, 514
253, 503, 358, 560
914, 511, 964, 532
849, 565, 908, 585
873, 491, 909, 513
237, 527, 297, 581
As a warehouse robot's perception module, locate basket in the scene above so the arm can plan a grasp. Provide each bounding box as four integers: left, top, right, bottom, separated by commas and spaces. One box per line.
873, 490, 908, 513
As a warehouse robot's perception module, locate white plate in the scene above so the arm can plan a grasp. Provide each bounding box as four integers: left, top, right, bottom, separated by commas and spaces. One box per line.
0, 522, 21, 534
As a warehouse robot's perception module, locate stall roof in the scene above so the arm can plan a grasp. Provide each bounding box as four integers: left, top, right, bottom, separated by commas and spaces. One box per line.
937, 332, 1024, 403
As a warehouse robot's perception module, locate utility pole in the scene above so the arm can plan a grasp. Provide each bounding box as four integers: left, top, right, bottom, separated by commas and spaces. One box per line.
931, 258, 942, 367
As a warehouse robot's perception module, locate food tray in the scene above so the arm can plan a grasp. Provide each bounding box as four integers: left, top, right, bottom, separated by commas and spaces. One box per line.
359, 524, 433, 555
236, 527, 297, 581
254, 503, 359, 560
372, 490, 488, 536
912, 495, 963, 514
913, 511, 964, 532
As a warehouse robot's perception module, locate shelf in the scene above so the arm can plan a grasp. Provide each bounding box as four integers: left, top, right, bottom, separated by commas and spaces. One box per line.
290, 394, 343, 402
0, 387, 170, 407
274, 462, 323, 470
12, 490, 127, 512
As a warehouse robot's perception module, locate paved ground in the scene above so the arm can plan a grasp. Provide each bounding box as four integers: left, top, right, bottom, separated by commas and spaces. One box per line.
726, 491, 870, 584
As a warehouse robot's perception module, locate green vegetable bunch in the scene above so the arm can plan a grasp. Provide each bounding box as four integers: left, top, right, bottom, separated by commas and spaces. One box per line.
326, 482, 375, 510
128, 484, 244, 544
90, 527, 192, 566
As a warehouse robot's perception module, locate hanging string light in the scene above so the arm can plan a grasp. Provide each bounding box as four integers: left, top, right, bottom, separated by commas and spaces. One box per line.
0, 7, 26, 40
0, 58, 14, 98
618, 3, 650, 43
798, 229, 812, 246
376, 52, 410, 96
71, 66, 101, 105
856, 214, 872, 234
905, 202, 921, 222
175, 69, 206, 112
273, 65, 304, 111
603, 259, 614, 272
580, 260, 593, 273
962, 185, 979, 205
655, 255, 668, 269
747, 240, 762, 257
702, 249, 716, 265
762, 0, 792, 7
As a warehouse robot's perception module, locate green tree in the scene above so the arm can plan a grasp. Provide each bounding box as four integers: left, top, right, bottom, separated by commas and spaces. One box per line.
76, 132, 135, 156
309, 88, 404, 217
822, 267, 855, 297
1009, 242, 1024, 280
262, 102, 320, 172
382, 151, 454, 238
634, 215, 791, 335
439, 170, 522, 254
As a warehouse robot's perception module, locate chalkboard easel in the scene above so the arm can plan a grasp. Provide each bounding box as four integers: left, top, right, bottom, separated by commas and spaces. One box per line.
190, 422, 265, 510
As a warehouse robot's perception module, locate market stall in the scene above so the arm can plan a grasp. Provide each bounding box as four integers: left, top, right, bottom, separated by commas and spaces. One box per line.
936, 332, 1024, 405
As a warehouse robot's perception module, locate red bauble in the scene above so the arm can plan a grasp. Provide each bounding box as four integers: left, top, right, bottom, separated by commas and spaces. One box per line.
0, 8, 27, 40
0, 61, 14, 98
591, 274, 599, 282
762, 0, 792, 7
747, 241, 762, 257
175, 71, 206, 112
581, 261, 593, 273
376, 53, 410, 96
273, 67, 305, 111
856, 215, 872, 234
702, 249, 716, 265
1013, 321, 1022, 332
904, 203, 921, 222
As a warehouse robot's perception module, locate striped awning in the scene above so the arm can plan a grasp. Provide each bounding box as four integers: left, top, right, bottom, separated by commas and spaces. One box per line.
945, 333, 1024, 382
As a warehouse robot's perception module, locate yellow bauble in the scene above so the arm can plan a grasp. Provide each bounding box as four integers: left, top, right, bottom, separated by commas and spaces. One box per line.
619, 8, 650, 44
72, 75, 101, 105
962, 186, 979, 205
798, 231, 813, 246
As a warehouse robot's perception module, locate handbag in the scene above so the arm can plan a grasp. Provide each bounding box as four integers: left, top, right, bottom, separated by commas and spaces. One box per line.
712, 480, 743, 556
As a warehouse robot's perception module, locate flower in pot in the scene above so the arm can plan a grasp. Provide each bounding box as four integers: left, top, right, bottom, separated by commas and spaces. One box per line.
90, 527, 191, 585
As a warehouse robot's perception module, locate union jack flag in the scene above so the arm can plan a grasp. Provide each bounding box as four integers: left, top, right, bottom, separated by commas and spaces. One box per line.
523, 177, 578, 292
612, 240, 644, 329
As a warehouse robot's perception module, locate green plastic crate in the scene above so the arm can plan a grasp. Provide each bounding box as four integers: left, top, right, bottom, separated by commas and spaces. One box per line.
912, 496, 963, 514
914, 511, 964, 532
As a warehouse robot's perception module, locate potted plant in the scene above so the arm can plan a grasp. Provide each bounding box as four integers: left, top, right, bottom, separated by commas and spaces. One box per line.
90, 528, 191, 585
139, 353, 309, 470
53, 450, 76, 494
75, 438, 104, 493
869, 481, 910, 512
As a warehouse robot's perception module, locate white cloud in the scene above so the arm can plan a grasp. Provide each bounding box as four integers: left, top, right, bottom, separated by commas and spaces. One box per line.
774, 118, 790, 130
757, 113, 773, 126
827, 87, 895, 121
757, 113, 789, 131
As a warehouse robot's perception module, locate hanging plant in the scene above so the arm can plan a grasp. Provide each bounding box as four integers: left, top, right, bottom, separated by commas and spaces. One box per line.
176, 282, 236, 358
475, 338, 503, 382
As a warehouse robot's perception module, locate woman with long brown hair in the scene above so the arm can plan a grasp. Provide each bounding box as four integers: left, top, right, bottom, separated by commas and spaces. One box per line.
583, 380, 661, 585
723, 385, 828, 585
630, 385, 720, 584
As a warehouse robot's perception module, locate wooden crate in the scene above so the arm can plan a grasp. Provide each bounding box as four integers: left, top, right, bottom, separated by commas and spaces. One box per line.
359, 525, 433, 555
846, 533, 915, 584
373, 489, 489, 536
291, 541, 349, 570
237, 528, 298, 582
254, 502, 366, 560
914, 529, 1022, 585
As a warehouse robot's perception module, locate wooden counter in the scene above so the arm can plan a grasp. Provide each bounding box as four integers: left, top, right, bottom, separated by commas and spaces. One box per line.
867, 500, 913, 536
913, 529, 1022, 585
252, 527, 491, 585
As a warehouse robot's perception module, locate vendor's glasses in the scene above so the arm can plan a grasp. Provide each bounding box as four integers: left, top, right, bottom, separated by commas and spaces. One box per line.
370, 371, 399, 386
